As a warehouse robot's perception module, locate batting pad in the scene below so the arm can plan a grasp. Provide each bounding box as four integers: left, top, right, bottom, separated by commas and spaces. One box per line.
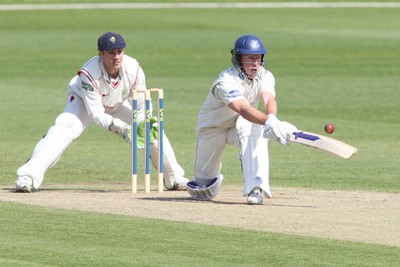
236, 116, 271, 198
239, 135, 271, 198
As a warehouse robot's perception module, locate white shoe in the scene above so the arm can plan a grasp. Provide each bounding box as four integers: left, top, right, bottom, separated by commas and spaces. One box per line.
247, 188, 263, 205
15, 176, 33, 193
171, 177, 189, 190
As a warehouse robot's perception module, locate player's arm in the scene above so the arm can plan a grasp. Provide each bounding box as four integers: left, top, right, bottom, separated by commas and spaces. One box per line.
78, 78, 113, 129
228, 97, 292, 145
82, 87, 132, 143
77, 74, 132, 143
228, 99, 268, 126
260, 91, 277, 116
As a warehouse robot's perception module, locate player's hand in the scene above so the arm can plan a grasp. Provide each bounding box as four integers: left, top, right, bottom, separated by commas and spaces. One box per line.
136, 122, 145, 149
282, 121, 298, 135
109, 118, 132, 144
263, 114, 290, 145
136, 117, 159, 148
121, 125, 132, 144
149, 116, 159, 142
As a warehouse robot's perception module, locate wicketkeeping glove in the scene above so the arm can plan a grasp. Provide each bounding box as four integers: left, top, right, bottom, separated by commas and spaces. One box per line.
263, 114, 290, 145
136, 116, 159, 149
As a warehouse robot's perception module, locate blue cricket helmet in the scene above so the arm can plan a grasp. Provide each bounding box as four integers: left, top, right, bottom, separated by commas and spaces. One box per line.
231, 34, 267, 56
230, 34, 268, 77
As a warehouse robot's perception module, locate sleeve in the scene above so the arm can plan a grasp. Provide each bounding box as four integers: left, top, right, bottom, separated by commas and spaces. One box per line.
78, 73, 114, 129
131, 65, 146, 92
260, 71, 276, 97
213, 80, 245, 106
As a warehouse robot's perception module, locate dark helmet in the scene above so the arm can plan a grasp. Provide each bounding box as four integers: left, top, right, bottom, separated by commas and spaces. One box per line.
230, 35, 268, 76
231, 34, 267, 56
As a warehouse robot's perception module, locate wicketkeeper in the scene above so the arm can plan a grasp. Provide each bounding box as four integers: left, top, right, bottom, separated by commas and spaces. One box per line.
15, 32, 188, 192
187, 34, 297, 205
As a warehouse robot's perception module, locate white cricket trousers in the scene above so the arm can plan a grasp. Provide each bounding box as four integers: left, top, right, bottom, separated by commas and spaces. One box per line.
194, 116, 271, 197
17, 93, 184, 189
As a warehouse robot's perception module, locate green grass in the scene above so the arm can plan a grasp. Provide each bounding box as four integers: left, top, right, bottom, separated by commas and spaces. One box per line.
1, 202, 399, 267
1, 7, 399, 192
0, 2, 399, 266
2, 0, 400, 4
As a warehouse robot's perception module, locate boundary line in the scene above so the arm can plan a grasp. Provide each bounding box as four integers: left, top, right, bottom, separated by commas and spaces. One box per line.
1, 2, 400, 11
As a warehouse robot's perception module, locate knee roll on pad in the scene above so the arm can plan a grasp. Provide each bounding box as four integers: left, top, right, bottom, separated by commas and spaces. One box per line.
55, 113, 84, 139
187, 175, 223, 201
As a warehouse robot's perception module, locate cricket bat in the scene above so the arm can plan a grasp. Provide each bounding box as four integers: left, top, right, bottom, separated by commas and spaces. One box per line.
290, 131, 357, 159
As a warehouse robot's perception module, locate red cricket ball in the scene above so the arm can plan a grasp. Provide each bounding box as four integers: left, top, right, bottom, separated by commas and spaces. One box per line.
324, 123, 335, 134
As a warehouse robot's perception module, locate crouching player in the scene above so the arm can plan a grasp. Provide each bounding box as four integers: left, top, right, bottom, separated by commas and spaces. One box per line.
187, 34, 296, 205
15, 32, 188, 192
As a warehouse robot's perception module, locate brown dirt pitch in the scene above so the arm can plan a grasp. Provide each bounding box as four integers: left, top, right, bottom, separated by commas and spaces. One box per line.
1, 183, 399, 247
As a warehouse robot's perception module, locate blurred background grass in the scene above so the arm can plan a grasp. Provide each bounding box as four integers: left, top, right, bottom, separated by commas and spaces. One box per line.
1, 6, 398, 192
0, 2, 399, 266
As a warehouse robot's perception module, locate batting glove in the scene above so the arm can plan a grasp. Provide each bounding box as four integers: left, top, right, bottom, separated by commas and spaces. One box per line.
263, 114, 290, 145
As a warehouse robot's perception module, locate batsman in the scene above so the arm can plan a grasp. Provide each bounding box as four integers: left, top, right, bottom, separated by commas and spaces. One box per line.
187, 34, 297, 205
15, 32, 188, 192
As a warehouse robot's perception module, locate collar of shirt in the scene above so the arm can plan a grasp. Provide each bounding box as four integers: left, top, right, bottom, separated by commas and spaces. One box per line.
99, 57, 125, 83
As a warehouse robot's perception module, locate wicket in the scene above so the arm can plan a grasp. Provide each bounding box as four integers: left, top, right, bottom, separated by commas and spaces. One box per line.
131, 88, 164, 193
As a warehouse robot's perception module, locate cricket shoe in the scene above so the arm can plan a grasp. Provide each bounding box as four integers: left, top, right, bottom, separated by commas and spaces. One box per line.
247, 188, 263, 205
171, 177, 190, 190
15, 176, 33, 193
